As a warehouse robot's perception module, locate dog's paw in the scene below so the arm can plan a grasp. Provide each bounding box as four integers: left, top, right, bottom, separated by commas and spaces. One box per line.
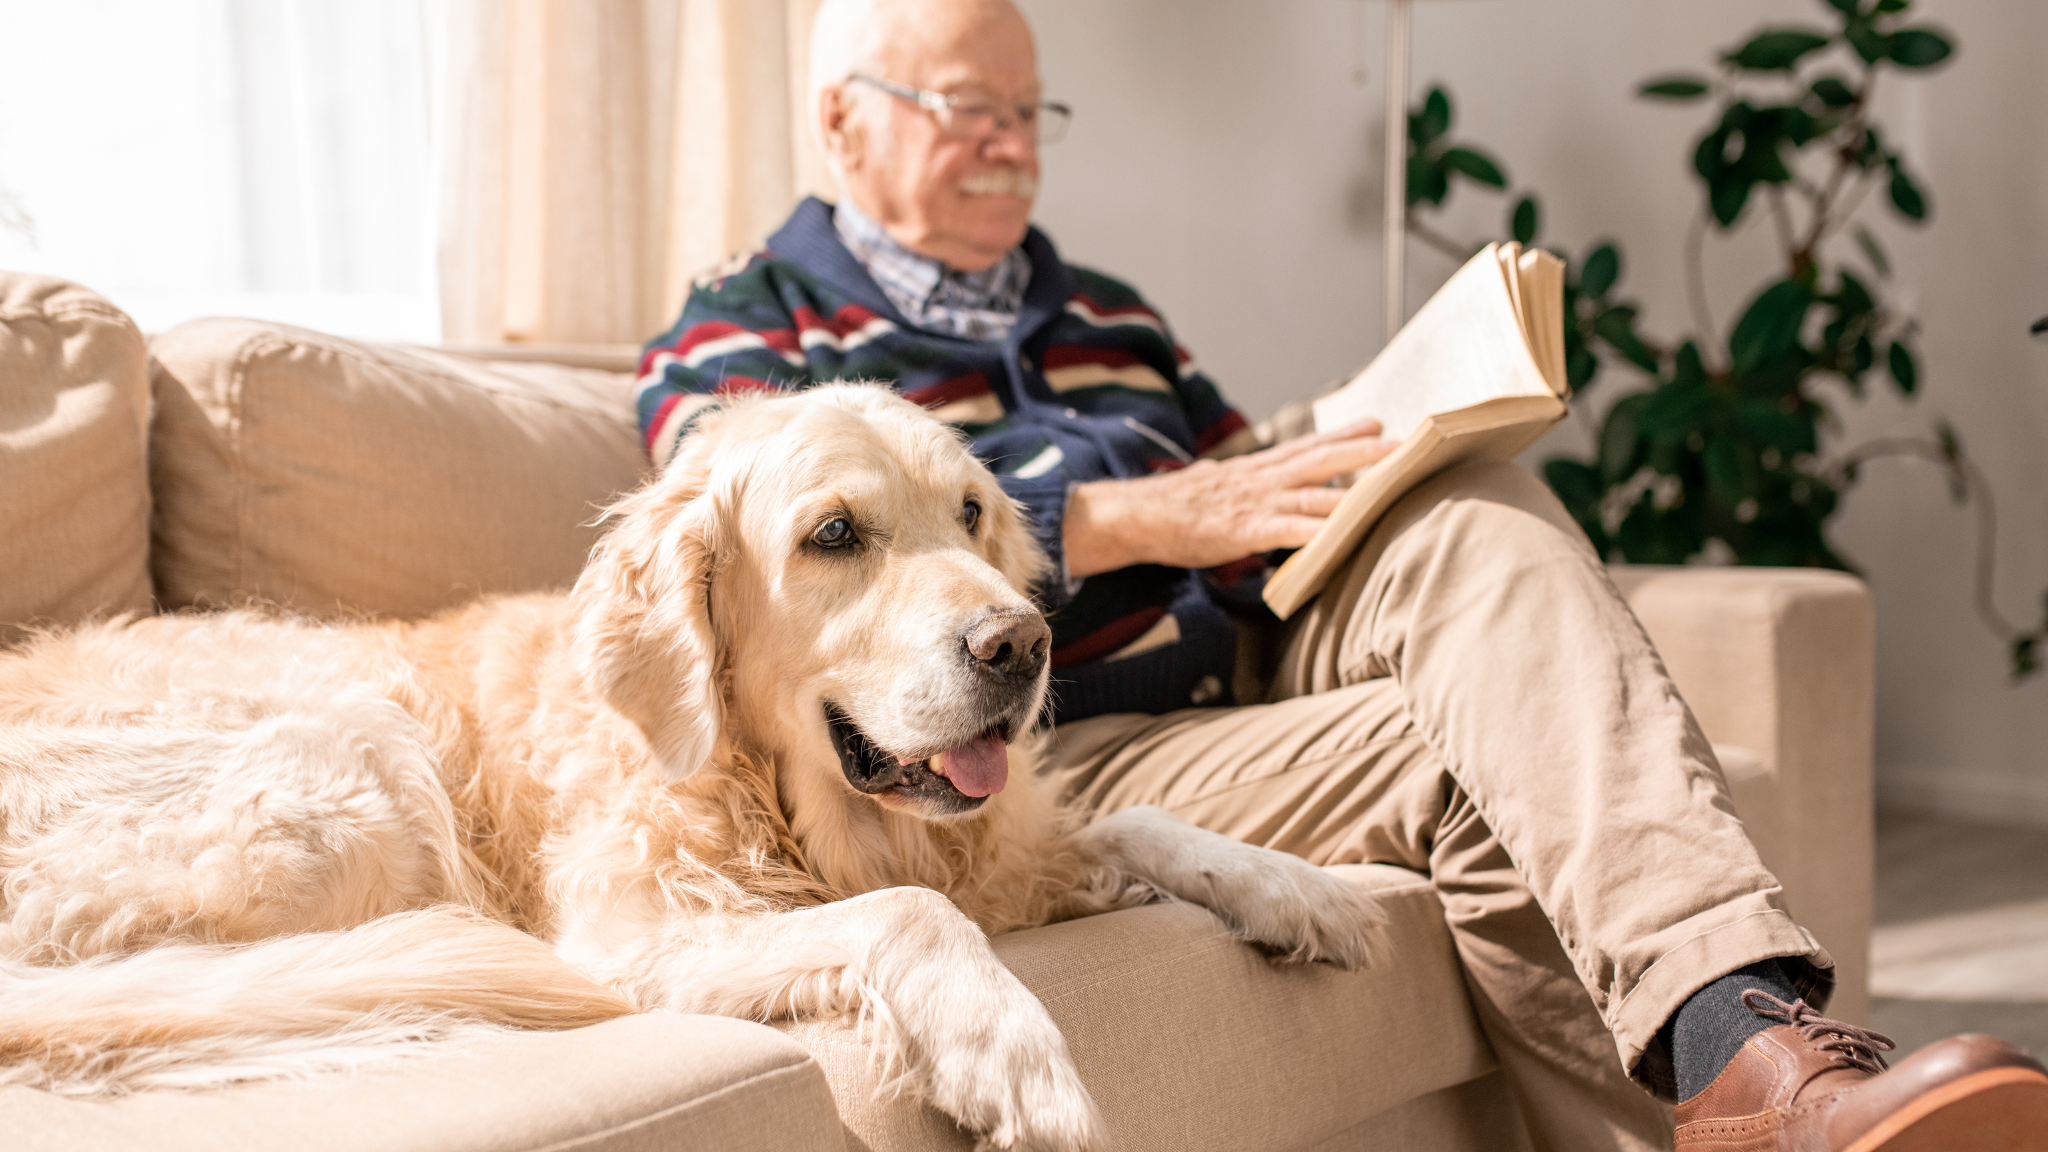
1225, 852, 1386, 970
970, 1051, 1104, 1152
930, 1021, 1104, 1152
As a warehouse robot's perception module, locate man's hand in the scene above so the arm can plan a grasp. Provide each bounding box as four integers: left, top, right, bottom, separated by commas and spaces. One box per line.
1062, 421, 1397, 578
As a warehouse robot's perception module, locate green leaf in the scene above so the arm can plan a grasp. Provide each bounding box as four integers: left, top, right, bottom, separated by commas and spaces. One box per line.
1441, 147, 1508, 188
1853, 333, 1875, 375
1887, 27, 1952, 67
1844, 19, 1888, 64
1822, 0, 1860, 13
1730, 280, 1814, 374
1580, 244, 1621, 298
1695, 129, 1730, 181
1854, 224, 1891, 277
1599, 394, 1649, 482
1510, 196, 1539, 245
1594, 305, 1661, 373
1566, 343, 1597, 389
1889, 168, 1927, 220
1888, 341, 1919, 394
1710, 174, 1754, 226
1810, 76, 1858, 107
1875, 0, 1909, 11
1640, 76, 1712, 99
1638, 375, 1714, 441
1723, 29, 1833, 71
1617, 494, 1704, 564
2031, 315, 2048, 337
1407, 154, 1451, 207
1736, 398, 1816, 454
1704, 437, 1758, 506
1412, 87, 1452, 146
1833, 269, 1875, 317
1672, 340, 1707, 389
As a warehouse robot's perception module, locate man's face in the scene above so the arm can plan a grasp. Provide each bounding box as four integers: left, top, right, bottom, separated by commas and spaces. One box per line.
833, 1, 1041, 272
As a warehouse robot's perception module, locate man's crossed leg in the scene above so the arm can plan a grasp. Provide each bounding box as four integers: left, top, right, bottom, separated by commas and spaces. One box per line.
1051, 460, 2048, 1151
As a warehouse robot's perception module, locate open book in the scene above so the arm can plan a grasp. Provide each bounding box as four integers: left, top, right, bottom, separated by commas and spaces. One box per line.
1261, 242, 1570, 619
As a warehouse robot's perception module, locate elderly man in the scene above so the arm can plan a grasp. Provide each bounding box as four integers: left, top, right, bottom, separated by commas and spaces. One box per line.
635, 0, 2046, 1147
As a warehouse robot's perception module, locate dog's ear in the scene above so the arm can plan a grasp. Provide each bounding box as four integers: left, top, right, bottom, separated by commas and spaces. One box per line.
571, 456, 725, 784
982, 489, 1053, 598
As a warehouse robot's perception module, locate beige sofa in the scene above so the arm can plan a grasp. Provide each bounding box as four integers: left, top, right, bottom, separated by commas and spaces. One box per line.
1, 273, 1873, 1152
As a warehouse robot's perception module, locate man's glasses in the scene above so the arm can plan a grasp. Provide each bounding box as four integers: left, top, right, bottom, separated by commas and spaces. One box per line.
849, 74, 1072, 144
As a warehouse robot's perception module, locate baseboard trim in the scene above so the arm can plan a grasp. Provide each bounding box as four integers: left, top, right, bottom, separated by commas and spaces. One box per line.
1878, 763, 2048, 829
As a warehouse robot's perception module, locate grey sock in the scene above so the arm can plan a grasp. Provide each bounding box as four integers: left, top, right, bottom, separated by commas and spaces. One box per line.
1661, 959, 1803, 1102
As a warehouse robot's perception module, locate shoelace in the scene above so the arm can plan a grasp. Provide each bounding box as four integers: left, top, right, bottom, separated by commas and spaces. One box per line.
1743, 989, 1898, 1075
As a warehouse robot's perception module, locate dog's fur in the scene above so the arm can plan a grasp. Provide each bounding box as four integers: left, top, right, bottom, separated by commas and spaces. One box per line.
0, 385, 1381, 1149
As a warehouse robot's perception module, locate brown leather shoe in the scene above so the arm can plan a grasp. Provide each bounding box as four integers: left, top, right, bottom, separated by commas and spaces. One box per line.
1674, 992, 2048, 1151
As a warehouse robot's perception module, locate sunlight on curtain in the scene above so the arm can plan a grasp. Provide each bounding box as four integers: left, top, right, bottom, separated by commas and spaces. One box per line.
438, 0, 827, 348
0, 0, 445, 341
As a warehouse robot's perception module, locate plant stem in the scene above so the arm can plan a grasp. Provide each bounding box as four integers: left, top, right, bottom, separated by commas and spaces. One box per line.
1768, 185, 1796, 256
1685, 211, 1720, 367
1798, 67, 1878, 259
1817, 169, 1885, 255
1821, 437, 2032, 647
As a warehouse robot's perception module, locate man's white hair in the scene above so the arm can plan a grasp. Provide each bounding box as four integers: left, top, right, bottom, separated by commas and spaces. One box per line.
807, 0, 891, 160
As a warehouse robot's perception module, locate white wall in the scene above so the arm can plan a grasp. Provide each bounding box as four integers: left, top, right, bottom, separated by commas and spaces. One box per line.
1018, 0, 2048, 824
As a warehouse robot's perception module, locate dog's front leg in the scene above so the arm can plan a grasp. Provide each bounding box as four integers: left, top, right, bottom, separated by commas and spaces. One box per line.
575, 887, 1102, 1152
1072, 805, 1385, 969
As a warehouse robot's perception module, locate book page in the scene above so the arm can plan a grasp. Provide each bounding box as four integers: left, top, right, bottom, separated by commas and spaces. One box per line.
1313, 243, 1555, 441
1517, 247, 1567, 394
1497, 242, 1527, 351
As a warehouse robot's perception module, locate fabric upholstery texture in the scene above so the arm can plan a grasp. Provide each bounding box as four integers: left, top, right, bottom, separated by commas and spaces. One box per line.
0, 273, 153, 645
3, 1014, 847, 1152
784, 864, 1510, 1152
147, 319, 649, 619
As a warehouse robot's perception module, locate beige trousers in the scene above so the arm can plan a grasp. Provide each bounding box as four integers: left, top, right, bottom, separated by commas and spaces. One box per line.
1048, 460, 1831, 1152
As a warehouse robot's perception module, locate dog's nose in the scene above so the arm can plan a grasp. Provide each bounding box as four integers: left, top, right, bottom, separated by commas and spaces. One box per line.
962, 608, 1051, 679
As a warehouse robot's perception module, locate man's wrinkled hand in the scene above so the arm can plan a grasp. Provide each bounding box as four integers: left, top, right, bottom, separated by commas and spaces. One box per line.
1062, 421, 1397, 578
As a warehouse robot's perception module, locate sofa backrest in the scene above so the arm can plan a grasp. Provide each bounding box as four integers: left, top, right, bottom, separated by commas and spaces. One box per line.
0, 273, 155, 645
148, 319, 650, 620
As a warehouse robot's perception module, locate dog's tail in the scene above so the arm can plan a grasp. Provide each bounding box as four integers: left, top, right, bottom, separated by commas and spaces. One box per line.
0, 905, 635, 1097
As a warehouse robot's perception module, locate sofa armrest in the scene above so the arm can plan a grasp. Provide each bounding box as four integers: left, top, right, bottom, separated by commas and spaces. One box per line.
1608, 564, 1874, 1023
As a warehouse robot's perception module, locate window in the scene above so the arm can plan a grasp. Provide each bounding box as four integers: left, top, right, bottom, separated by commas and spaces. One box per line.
0, 0, 445, 340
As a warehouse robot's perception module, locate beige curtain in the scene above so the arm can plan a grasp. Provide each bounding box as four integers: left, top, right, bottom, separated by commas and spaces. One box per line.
439, 0, 832, 347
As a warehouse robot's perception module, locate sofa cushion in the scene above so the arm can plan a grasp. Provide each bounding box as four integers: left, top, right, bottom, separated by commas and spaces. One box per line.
148, 320, 649, 619
784, 864, 1506, 1151
5, 1013, 847, 1152
0, 274, 154, 644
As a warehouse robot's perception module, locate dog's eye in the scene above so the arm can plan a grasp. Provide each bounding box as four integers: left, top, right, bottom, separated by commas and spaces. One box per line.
812, 517, 856, 548
962, 499, 982, 536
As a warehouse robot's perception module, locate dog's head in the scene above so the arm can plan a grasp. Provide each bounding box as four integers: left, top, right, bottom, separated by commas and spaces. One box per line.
573, 384, 1051, 822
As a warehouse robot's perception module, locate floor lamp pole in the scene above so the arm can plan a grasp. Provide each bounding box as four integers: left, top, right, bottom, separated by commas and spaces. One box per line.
1382, 0, 1411, 344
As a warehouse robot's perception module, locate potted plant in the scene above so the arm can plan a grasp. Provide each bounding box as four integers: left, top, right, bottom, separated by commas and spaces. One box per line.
1400, 0, 2045, 679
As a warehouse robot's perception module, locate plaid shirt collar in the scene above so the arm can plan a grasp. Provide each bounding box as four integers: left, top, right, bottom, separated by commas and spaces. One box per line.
833, 198, 1031, 342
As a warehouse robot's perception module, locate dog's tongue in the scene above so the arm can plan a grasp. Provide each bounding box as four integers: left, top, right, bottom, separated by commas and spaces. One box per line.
930, 733, 1009, 797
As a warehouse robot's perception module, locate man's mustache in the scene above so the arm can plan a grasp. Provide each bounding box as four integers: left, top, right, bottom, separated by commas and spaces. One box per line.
958, 168, 1037, 198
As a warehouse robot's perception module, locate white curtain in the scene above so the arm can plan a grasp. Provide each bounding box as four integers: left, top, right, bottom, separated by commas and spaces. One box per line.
438, 0, 831, 347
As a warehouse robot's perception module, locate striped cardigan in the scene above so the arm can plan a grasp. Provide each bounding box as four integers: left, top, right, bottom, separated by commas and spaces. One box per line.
637, 197, 1260, 722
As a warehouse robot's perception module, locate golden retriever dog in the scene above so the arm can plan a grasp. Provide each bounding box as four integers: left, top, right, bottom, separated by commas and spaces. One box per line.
0, 384, 1381, 1149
